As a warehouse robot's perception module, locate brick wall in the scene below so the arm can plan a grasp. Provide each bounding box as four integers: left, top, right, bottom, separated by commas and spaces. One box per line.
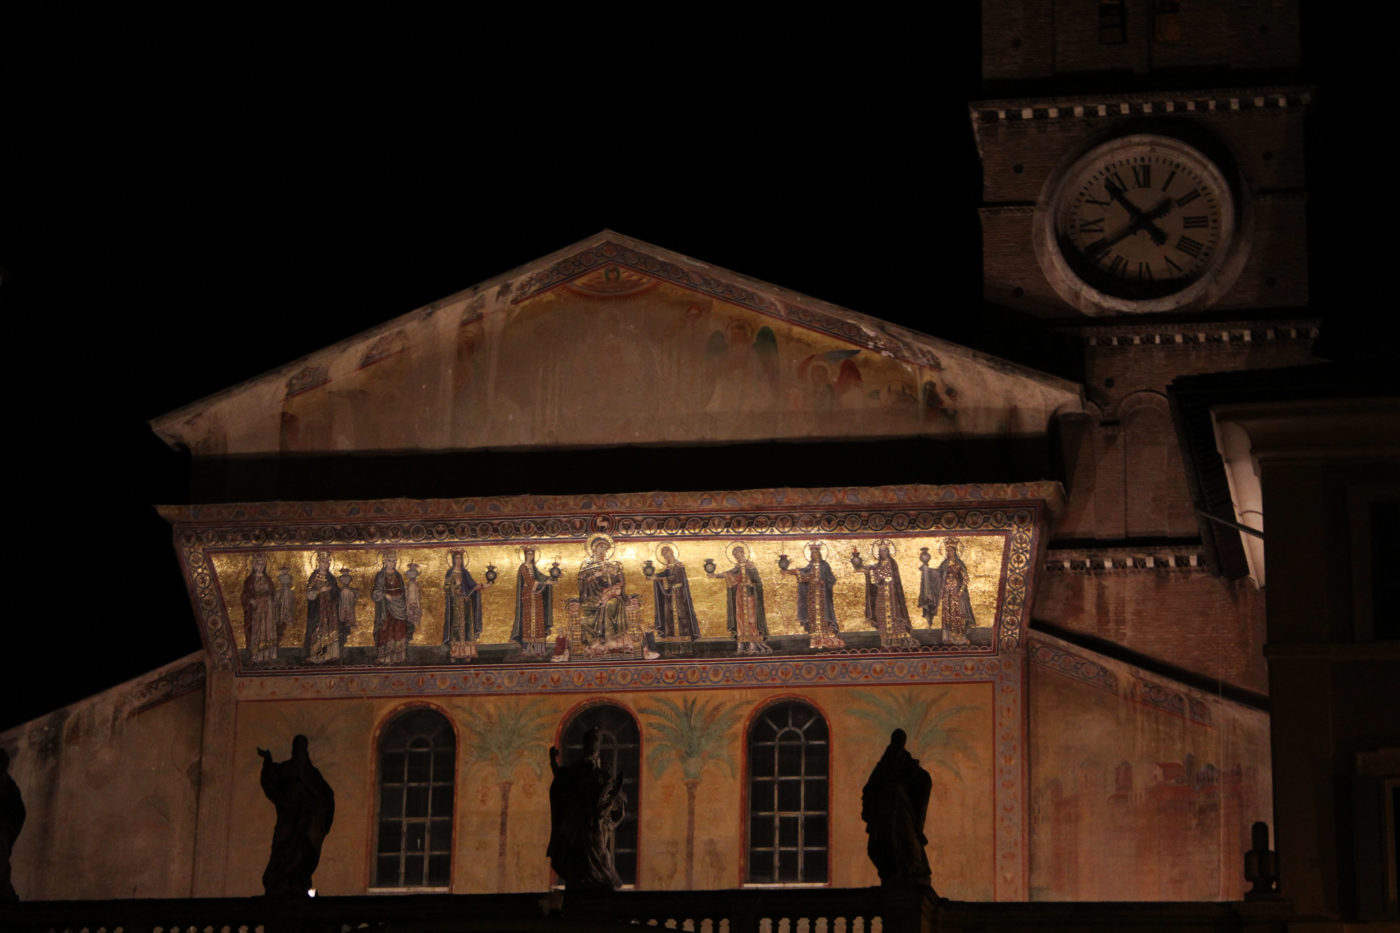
982, 0, 1299, 83
1034, 562, 1269, 693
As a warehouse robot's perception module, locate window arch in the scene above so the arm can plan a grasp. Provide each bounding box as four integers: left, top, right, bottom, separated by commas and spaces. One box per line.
747, 699, 829, 884
560, 702, 641, 885
374, 707, 455, 888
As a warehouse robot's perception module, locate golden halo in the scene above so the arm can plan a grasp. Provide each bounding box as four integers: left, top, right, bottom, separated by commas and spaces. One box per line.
449, 549, 470, 569
584, 533, 616, 559
725, 539, 752, 562
942, 537, 962, 553
519, 544, 541, 562
653, 542, 681, 564
803, 540, 829, 559
872, 538, 898, 559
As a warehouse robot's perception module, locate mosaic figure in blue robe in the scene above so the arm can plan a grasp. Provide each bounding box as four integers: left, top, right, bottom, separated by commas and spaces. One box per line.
652, 545, 700, 641
443, 549, 485, 662
917, 538, 975, 646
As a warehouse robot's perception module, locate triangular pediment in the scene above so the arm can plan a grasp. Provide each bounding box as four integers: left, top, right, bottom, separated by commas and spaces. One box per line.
151, 232, 1080, 456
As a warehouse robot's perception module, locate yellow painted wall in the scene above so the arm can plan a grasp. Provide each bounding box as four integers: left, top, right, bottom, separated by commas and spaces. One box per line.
224, 681, 996, 898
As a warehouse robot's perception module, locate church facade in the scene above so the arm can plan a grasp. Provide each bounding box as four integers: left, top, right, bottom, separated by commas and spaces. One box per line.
6, 1, 1391, 922
2, 229, 1275, 903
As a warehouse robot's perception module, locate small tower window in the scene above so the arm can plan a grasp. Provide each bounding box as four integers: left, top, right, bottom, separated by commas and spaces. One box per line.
1099, 0, 1128, 44
1153, 1, 1183, 43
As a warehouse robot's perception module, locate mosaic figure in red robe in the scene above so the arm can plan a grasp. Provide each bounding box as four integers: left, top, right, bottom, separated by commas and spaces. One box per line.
708, 542, 771, 654
854, 540, 918, 649
371, 551, 413, 663
242, 554, 281, 663
512, 546, 556, 658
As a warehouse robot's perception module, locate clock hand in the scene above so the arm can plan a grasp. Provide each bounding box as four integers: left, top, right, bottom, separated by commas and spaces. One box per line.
1102, 184, 1169, 245
1089, 222, 1140, 255
1136, 198, 1173, 245
1087, 196, 1168, 257
1143, 198, 1173, 221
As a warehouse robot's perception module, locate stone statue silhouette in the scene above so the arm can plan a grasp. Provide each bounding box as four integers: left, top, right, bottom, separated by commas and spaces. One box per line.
1244, 821, 1280, 900
0, 749, 24, 902
257, 735, 335, 896
861, 729, 933, 886
547, 728, 626, 891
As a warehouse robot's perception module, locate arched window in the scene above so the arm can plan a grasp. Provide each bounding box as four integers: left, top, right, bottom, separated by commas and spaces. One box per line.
561, 703, 641, 885
374, 707, 455, 888
747, 700, 829, 884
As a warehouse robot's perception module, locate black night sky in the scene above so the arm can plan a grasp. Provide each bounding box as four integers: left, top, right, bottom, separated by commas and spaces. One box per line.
2, 9, 1385, 731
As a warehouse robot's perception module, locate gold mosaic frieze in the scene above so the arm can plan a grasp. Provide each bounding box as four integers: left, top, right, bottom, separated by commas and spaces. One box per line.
163, 484, 1058, 673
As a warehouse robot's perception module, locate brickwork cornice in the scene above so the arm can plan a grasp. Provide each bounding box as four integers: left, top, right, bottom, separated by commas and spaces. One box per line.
1043, 543, 1207, 573
970, 85, 1313, 127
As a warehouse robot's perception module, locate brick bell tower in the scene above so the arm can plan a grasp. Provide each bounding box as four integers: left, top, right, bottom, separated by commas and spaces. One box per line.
971, 3, 1318, 699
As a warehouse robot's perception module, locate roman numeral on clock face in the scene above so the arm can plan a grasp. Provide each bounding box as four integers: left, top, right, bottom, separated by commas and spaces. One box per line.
1131, 165, 1151, 188
1137, 262, 1153, 281
1182, 215, 1208, 229
1106, 171, 1128, 193
1079, 218, 1105, 234
1106, 254, 1126, 276
1176, 189, 1201, 207
1175, 236, 1204, 258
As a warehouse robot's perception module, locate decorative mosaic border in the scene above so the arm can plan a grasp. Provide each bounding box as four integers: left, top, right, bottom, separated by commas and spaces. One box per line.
231, 653, 1008, 700
160, 482, 1061, 526
1029, 636, 1213, 727
1133, 676, 1213, 728
125, 658, 207, 716
514, 242, 781, 312
995, 654, 1026, 900
1027, 640, 1119, 695
507, 241, 949, 372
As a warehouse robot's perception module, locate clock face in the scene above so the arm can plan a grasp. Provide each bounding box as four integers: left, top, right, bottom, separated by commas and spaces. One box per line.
1048, 135, 1236, 312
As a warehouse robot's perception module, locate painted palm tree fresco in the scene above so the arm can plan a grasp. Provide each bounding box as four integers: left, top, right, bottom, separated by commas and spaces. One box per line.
640, 695, 748, 889
844, 688, 977, 794
460, 699, 554, 891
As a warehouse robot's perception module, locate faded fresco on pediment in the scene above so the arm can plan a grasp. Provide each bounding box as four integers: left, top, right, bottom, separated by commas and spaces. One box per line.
471, 270, 958, 448
153, 239, 1080, 456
